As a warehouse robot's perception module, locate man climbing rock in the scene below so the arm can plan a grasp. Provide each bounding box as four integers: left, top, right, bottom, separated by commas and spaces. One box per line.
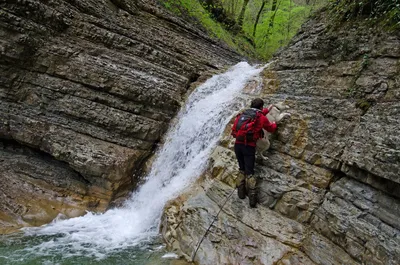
231, 98, 277, 207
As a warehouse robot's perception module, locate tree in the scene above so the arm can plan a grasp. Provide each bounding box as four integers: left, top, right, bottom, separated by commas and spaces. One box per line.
286, 0, 292, 42
253, 0, 268, 37
265, 0, 281, 40
223, 0, 239, 18
199, 0, 236, 28
237, 0, 250, 28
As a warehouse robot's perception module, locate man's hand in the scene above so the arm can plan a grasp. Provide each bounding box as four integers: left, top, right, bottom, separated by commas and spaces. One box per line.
268, 104, 274, 111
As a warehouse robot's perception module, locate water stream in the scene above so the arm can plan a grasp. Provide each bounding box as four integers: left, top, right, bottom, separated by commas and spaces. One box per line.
0, 62, 265, 264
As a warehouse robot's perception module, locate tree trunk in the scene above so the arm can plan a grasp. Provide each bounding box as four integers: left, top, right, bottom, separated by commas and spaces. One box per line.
272, 0, 277, 10
253, 0, 268, 37
265, 0, 280, 39
227, 0, 238, 17
269, 0, 278, 28
286, 0, 292, 42
237, 0, 250, 28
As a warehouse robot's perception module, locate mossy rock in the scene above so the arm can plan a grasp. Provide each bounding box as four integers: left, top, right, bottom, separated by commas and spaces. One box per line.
355, 99, 374, 115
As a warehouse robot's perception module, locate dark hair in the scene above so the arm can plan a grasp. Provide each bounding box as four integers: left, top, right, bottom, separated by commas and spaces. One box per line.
250, 98, 264, 110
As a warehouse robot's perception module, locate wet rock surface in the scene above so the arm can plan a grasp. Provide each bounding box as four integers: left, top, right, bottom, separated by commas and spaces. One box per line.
0, 0, 242, 232
161, 14, 400, 265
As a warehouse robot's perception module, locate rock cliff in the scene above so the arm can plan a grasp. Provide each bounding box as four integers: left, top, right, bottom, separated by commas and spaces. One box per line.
161, 12, 400, 265
0, 0, 242, 233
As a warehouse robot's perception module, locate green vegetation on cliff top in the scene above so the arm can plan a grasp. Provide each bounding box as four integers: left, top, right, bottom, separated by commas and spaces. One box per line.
159, 0, 399, 61
159, 0, 326, 60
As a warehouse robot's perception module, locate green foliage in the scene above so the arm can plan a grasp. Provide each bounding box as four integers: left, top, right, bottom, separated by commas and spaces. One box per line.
160, 0, 328, 60
159, 0, 256, 57
247, 3, 312, 59
328, 0, 400, 29
225, 0, 327, 59
159, 1, 399, 59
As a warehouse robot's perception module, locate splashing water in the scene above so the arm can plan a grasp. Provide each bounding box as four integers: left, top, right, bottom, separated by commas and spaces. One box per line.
0, 62, 266, 263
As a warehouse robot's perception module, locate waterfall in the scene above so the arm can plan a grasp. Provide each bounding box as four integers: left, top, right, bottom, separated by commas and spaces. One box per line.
11, 62, 266, 259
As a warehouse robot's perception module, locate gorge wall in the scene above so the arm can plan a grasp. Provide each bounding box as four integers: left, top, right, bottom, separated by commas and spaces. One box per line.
161, 11, 400, 265
0, 0, 242, 233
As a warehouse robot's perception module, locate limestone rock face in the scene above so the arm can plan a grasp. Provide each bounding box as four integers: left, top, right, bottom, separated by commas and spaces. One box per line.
161, 15, 400, 265
0, 0, 242, 232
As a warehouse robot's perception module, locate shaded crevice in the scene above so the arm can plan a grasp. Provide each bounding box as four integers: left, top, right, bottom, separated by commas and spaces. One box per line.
187, 72, 201, 87
183, 72, 202, 96
341, 163, 400, 199
109, 0, 139, 15
204, 62, 219, 70
331, 177, 400, 232
0, 138, 90, 185
326, 164, 345, 192
109, 146, 156, 208
305, 168, 399, 264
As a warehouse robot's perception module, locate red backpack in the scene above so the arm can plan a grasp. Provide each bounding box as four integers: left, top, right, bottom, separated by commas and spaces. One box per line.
231, 109, 262, 144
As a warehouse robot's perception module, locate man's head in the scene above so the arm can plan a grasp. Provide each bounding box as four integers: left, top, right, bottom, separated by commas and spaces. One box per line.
250, 98, 264, 110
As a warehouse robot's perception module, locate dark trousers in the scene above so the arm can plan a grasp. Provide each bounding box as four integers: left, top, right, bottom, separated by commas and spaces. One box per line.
234, 143, 256, 176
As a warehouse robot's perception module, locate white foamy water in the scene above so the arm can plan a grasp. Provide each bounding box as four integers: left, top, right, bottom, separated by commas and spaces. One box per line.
22, 62, 265, 258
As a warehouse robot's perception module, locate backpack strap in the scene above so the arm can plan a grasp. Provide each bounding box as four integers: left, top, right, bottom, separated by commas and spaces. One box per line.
231, 113, 241, 138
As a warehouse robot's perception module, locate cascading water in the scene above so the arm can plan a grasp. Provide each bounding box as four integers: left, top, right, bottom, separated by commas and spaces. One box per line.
0, 62, 265, 264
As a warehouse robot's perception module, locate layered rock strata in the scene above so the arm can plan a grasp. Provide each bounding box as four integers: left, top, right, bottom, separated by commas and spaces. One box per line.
0, 0, 242, 232
161, 15, 400, 265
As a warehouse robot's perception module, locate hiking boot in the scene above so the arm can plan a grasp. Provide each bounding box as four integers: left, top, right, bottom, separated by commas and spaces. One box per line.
236, 171, 246, 199
247, 175, 257, 208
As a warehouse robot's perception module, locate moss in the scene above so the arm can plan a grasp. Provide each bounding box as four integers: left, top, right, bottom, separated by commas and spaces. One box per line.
355, 98, 374, 115
346, 86, 356, 98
